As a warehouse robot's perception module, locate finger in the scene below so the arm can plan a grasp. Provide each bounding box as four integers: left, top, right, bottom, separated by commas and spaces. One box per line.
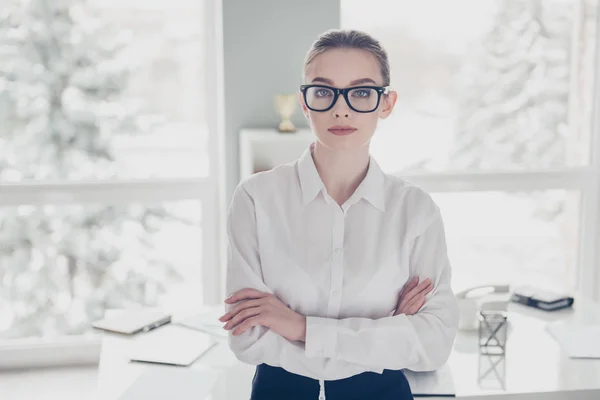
232, 315, 262, 336
224, 288, 269, 304
422, 282, 434, 296
398, 277, 419, 298
404, 293, 426, 315
397, 278, 420, 309
400, 276, 419, 296
404, 278, 432, 300
399, 281, 432, 310
224, 305, 262, 330
413, 281, 433, 298
412, 294, 427, 313
225, 288, 270, 304
413, 278, 432, 294
220, 298, 264, 325
398, 283, 433, 309
219, 298, 264, 322
398, 282, 424, 309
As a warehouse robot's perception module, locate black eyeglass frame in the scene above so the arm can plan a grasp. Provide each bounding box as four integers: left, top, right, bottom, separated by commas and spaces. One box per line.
299, 84, 390, 113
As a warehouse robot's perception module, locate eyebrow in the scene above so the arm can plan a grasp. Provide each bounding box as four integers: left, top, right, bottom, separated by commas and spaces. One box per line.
311, 77, 378, 86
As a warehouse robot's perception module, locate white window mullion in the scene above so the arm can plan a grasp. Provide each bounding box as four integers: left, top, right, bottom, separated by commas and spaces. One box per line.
580, 15, 600, 302
201, 0, 226, 306
396, 169, 595, 193
579, 180, 600, 301
0, 178, 213, 206
201, 189, 220, 306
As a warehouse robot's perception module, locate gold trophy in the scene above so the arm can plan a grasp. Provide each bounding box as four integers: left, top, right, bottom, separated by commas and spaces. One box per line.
275, 94, 297, 133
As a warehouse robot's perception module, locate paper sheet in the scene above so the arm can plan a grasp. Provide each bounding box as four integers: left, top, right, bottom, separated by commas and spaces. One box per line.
129, 325, 217, 366
118, 367, 220, 400
175, 308, 228, 338
546, 321, 600, 359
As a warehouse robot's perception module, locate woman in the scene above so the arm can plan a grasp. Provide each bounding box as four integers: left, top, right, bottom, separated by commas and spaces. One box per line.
219, 29, 459, 400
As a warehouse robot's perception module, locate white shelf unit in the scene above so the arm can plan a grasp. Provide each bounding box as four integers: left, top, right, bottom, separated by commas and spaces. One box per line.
239, 128, 316, 180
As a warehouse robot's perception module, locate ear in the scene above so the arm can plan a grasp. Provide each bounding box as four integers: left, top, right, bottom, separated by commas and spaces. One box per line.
298, 92, 309, 119
379, 90, 398, 120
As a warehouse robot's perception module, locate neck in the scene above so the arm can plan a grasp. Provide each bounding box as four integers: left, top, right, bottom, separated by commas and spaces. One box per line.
311, 141, 370, 206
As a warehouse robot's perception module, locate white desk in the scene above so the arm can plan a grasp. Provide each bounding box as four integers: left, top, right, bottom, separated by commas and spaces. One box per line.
96, 301, 600, 399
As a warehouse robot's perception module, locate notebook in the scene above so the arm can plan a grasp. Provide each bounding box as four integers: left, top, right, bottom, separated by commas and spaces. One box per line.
510, 286, 574, 311
129, 324, 217, 366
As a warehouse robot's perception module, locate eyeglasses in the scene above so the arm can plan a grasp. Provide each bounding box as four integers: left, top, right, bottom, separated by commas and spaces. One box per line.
299, 84, 389, 113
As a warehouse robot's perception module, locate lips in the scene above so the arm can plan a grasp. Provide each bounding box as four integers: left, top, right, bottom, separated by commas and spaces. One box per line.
328, 126, 357, 136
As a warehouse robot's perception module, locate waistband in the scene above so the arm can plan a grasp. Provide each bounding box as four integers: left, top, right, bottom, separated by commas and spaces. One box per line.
252, 364, 413, 400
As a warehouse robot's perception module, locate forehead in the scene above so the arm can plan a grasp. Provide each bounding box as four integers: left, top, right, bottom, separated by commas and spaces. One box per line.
305, 48, 383, 86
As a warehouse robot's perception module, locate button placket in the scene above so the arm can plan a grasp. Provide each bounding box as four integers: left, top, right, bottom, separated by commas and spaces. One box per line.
326, 209, 345, 317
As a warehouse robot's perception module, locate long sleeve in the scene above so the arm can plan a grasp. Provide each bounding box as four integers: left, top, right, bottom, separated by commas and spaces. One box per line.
225, 181, 286, 366
304, 210, 460, 371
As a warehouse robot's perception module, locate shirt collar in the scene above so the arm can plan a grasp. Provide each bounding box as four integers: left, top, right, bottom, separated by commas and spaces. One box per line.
297, 143, 386, 211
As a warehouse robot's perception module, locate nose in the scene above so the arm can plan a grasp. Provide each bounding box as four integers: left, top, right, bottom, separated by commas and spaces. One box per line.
331, 94, 351, 119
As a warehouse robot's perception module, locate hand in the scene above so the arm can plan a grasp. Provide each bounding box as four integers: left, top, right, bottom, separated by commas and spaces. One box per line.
393, 277, 433, 316
219, 288, 306, 342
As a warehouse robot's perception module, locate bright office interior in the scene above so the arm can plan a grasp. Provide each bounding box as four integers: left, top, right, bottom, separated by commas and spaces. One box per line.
0, 0, 599, 399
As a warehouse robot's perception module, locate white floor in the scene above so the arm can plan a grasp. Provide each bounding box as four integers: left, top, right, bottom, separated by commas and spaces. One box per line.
0, 366, 98, 400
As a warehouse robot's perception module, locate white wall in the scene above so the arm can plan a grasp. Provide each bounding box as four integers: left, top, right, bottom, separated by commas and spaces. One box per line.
222, 0, 340, 202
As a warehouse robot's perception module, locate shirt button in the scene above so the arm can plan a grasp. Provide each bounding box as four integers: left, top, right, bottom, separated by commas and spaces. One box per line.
335, 248, 344, 254
332, 289, 340, 296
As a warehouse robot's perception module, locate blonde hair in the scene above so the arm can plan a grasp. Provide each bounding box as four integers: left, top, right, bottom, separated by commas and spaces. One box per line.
303, 29, 390, 86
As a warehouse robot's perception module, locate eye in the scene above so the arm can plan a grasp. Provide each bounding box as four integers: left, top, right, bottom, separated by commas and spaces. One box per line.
315, 89, 333, 97
352, 89, 371, 98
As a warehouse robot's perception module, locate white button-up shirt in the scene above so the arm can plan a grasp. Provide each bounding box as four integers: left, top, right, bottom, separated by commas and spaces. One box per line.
225, 143, 459, 381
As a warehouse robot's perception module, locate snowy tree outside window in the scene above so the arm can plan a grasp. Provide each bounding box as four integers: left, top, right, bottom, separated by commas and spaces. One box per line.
0, 0, 208, 340
342, 0, 599, 293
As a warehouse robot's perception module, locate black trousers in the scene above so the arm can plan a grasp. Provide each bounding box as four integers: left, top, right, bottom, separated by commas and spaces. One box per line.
250, 363, 414, 400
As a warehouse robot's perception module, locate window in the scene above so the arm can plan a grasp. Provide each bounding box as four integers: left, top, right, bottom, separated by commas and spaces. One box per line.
432, 190, 580, 291
342, 0, 600, 296
0, 0, 222, 361
0, 200, 203, 339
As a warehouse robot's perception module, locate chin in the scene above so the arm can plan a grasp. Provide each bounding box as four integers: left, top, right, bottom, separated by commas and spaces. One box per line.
316, 131, 371, 152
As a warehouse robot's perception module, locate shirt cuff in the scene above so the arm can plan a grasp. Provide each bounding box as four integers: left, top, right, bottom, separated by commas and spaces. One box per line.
305, 316, 338, 359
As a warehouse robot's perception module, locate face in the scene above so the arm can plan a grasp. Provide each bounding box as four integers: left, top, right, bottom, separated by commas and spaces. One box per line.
300, 48, 397, 152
